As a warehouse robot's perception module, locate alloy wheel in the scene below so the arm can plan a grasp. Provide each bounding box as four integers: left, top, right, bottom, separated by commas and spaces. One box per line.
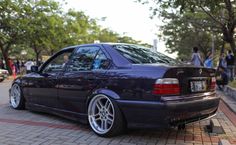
88, 94, 115, 135
10, 84, 21, 108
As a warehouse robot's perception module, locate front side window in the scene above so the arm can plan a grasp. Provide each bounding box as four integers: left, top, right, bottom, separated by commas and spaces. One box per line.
113, 44, 178, 65
67, 46, 100, 71
42, 51, 72, 73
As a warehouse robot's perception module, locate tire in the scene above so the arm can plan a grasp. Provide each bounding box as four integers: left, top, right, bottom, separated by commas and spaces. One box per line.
88, 94, 125, 137
9, 83, 25, 110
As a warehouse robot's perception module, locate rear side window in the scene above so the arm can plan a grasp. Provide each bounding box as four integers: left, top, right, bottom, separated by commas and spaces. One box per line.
113, 44, 177, 64
92, 50, 110, 70
68, 46, 100, 71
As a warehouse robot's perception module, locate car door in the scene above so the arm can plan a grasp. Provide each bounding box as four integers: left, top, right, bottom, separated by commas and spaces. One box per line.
58, 46, 111, 114
25, 49, 73, 108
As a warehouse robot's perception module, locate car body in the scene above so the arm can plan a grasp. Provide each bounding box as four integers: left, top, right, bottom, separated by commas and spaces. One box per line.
0, 69, 9, 82
9, 43, 220, 137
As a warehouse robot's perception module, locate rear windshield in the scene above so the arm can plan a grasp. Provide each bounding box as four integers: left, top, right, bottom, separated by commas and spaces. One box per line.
113, 44, 178, 64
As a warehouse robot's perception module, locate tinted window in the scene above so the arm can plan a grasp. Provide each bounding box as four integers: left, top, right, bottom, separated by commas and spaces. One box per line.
113, 44, 177, 64
67, 46, 100, 71
92, 50, 110, 70
42, 51, 72, 73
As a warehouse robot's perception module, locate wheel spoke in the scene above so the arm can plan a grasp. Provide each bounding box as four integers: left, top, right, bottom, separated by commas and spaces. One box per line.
104, 100, 109, 109
95, 117, 101, 121
92, 113, 100, 119
104, 119, 108, 129
107, 115, 113, 122
100, 119, 108, 130
96, 100, 103, 110
108, 111, 113, 117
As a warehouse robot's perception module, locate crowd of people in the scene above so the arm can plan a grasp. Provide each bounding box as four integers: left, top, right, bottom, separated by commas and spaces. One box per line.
1, 47, 235, 92
0, 58, 36, 75
191, 46, 235, 91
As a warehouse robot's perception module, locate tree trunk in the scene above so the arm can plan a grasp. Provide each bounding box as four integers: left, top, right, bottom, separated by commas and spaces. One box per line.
36, 52, 40, 66
0, 47, 12, 75
229, 40, 236, 54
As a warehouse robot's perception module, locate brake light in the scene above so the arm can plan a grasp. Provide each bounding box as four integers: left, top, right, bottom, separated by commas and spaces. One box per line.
152, 78, 180, 95
210, 77, 216, 90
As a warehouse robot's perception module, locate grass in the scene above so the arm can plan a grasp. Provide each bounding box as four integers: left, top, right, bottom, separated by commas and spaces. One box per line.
228, 80, 236, 88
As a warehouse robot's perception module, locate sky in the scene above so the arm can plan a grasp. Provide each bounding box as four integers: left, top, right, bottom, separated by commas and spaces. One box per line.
63, 0, 176, 58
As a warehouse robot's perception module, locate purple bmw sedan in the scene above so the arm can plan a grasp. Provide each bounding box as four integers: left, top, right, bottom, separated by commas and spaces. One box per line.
9, 43, 219, 137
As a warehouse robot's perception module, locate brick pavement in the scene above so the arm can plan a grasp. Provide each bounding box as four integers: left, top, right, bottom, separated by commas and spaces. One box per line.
0, 81, 236, 144
0, 101, 235, 145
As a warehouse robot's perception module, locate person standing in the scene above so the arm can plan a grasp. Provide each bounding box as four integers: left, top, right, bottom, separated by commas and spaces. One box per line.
24, 59, 35, 74
216, 66, 228, 91
191, 46, 203, 67
0, 59, 4, 69
219, 53, 227, 69
204, 52, 213, 68
15, 60, 20, 74
225, 50, 235, 81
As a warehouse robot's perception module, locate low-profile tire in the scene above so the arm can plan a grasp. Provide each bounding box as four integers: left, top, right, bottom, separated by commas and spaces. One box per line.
88, 94, 125, 137
10, 83, 25, 110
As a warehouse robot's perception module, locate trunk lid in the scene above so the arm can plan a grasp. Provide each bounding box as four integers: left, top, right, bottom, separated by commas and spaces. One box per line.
163, 66, 216, 95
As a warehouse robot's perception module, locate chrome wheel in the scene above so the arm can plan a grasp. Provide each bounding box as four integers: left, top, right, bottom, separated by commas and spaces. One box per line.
10, 84, 21, 108
88, 94, 115, 135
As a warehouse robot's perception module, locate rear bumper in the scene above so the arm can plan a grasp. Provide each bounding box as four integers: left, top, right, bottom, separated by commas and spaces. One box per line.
117, 92, 220, 128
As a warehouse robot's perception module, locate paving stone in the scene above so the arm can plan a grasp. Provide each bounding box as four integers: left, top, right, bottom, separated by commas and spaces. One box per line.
218, 139, 231, 145
210, 119, 225, 134
1, 82, 236, 145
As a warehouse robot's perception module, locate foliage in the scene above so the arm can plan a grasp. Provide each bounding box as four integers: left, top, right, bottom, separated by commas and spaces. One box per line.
229, 80, 236, 88
138, 0, 236, 60
0, 0, 151, 73
160, 10, 222, 60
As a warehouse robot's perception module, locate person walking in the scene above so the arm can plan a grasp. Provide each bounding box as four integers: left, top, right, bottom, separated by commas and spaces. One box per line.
191, 46, 203, 67
225, 50, 235, 81
24, 59, 35, 74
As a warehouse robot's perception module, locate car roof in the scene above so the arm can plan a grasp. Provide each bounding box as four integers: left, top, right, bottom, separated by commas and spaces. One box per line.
61, 43, 142, 51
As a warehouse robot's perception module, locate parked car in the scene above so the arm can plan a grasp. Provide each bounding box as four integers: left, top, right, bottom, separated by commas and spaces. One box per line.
9, 43, 219, 137
0, 69, 8, 82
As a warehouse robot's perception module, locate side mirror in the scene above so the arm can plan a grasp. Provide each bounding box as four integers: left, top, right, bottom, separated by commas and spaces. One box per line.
31, 65, 39, 73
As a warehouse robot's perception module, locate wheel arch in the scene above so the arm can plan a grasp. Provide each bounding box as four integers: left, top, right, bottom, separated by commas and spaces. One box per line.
86, 88, 127, 124
86, 89, 120, 108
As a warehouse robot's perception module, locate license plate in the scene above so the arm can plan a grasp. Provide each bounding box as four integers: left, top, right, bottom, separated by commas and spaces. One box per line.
190, 80, 207, 92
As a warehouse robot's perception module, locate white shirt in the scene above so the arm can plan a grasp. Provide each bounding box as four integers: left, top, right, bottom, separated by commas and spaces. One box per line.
24, 61, 35, 71
191, 53, 202, 67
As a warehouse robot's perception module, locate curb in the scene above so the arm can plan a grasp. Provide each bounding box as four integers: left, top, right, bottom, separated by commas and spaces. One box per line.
220, 98, 236, 115
218, 86, 236, 115
225, 86, 236, 100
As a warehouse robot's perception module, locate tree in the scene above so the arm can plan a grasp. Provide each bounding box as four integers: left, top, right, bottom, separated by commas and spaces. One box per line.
0, 0, 31, 74
138, 0, 236, 57
0, 0, 153, 73
160, 10, 222, 60
24, 0, 63, 65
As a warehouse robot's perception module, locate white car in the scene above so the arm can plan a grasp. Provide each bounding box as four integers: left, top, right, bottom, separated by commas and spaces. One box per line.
0, 69, 9, 82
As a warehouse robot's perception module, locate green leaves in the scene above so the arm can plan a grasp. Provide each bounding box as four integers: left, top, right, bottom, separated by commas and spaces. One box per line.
138, 0, 236, 59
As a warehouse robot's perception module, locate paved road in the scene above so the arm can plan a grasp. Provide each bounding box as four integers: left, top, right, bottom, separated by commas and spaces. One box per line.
0, 80, 236, 145
0, 79, 11, 104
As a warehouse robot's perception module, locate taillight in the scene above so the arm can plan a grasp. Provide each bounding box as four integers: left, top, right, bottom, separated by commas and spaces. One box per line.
152, 78, 180, 95
210, 77, 216, 90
